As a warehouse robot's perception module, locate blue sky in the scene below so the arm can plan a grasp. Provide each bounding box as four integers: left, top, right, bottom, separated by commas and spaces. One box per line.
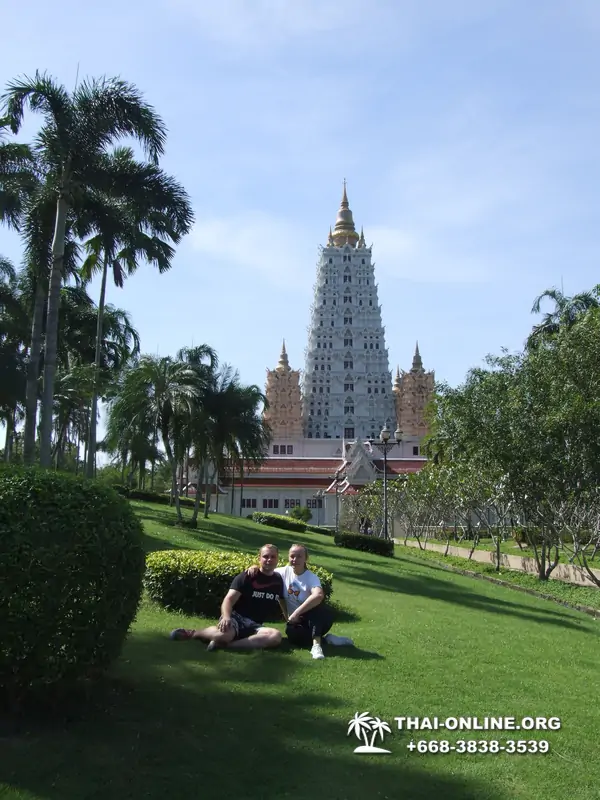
2, 0, 600, 411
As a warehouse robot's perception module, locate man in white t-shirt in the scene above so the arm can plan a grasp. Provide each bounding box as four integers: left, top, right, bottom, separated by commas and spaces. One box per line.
276, 544, 354, 660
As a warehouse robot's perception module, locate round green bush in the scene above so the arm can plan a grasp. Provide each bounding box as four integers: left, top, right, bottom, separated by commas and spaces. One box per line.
144, 549, 334, 619
0, 466, 146, 701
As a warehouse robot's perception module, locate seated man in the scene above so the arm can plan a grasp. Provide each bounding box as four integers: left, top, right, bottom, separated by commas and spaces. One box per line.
170, 543, 285, 651
249, 543, 354, 659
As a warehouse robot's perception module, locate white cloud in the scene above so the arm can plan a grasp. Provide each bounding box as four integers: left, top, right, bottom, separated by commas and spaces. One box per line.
166, 0, 370, 47
165, 0, 513, 50
367, 225, 492, 284
189, 211, 318, 289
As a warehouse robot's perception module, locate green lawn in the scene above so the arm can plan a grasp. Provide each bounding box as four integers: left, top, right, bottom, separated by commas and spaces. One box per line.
2, 501, 600, 800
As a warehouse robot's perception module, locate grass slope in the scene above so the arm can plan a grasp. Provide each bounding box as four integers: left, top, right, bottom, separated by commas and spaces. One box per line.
2, 501, 599, 800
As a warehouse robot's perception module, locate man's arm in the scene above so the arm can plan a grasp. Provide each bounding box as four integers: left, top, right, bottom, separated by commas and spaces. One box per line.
288, 587, 324, 622
218, 589, 241, 631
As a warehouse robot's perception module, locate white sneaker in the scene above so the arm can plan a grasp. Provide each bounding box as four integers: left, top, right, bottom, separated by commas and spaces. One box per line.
311, 643, 325, 659
324, 634, 354, 646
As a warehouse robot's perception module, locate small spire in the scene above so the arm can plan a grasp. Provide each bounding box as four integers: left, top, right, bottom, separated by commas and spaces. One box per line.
358, 226, 365, 247
327, 225, 334, 245
341, 178, 349, 207
277, 340, 289, 371
412, 341, 423, 371
393, 365, 401, 390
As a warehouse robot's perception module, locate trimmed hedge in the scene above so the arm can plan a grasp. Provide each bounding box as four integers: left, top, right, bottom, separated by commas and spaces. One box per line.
115, 486, 204, 510
335, 530, 395, 557
0, 467, 146, 701
306, 524, 334, 536
144, 549, 334, 619
251, 511, 306, 533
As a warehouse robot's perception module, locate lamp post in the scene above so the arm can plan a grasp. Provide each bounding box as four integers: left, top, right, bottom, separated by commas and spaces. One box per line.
369, 422, 402, 540
329, 469, 345, 534
314, 489, 324, 527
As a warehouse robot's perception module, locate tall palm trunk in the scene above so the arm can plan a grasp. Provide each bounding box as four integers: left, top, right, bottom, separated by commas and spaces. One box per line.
150, 425, 157, 490
39, 194, 69, 467
191, 458, 203, 524
86, 253, 109, 478
204, 462, 216, 519
3, 407, 16, 462
163, 434, 183, 521
23, 280, 46, 464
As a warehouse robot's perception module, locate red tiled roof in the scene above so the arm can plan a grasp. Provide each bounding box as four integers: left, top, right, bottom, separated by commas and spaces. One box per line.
238, 458, 426, 475
221, 477, 331, 488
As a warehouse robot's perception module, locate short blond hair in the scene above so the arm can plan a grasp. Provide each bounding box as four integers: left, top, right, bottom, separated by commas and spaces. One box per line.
260, 543, 278, 554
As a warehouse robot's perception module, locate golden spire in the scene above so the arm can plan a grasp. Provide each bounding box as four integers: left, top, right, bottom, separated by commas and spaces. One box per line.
412, 342, 423, 372
393, 365, 401, 391
327, 225, 334, 246
331, 180, 359, 247
277, 339, 289, 371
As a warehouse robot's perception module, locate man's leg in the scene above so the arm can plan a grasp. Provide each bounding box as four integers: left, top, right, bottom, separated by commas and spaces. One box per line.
227, 627, 282, 650
170, 625, 219, 642
170, 624, 236, 648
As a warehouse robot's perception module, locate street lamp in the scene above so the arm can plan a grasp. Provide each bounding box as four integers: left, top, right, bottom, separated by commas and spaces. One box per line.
329, 469, 345, 534
369, 422, 402, 540
314, 489, 324, 527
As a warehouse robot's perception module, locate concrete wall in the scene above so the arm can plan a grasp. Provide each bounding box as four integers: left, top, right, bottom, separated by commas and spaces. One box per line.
399, 539, 600, 589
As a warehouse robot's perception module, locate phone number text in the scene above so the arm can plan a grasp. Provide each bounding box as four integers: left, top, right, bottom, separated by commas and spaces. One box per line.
407, 739, 550, 754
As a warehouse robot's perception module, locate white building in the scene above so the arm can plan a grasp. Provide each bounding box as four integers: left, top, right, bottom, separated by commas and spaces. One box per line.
212, 185, 434, 526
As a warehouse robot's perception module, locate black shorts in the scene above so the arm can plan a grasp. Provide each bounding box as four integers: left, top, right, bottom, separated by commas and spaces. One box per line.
221, 611, 261, 640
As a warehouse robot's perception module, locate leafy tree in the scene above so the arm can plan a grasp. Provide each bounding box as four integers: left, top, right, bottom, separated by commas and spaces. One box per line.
2, 71, 168, 466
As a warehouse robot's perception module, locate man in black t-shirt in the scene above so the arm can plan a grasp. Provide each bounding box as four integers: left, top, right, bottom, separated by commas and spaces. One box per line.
170, 544, 286, 651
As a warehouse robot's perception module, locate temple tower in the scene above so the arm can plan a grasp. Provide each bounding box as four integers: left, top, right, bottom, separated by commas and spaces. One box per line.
263, 341, 303, 439
393, 343, 435, 438
301, 183, 396, 440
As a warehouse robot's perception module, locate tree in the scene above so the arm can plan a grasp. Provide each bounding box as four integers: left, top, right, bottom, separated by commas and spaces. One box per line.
2, 71, 168, 466
289, 506, 312, 523
0, 256, 26, 461
527, 286, 600, 349
106, 354, 204, 522
79, 147, 193, 477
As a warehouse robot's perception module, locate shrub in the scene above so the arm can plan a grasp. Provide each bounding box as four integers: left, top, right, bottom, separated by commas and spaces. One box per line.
289, 506, 312, 523
0, 467, 146, 702
126, 488, 203, 510
334, 530, 395, 557
305, 524, 334, 535
251, 511, 306, 533
144, 549, 334, 618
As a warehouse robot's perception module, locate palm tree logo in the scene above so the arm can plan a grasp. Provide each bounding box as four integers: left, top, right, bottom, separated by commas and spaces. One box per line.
347, 712, 392, 753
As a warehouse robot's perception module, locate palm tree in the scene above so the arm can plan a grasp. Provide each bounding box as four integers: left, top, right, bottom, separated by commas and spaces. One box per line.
0, 256, 26, 461
106, 355, 204, 521
2, 71, 168, 467
528, 287, 600, 348
79, 147, 193, 478
187, 364, 270, 521
0, 115, 37, 228
368, 717, 391, 748
8, 173, 84, 464
347, 712, 375, 748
